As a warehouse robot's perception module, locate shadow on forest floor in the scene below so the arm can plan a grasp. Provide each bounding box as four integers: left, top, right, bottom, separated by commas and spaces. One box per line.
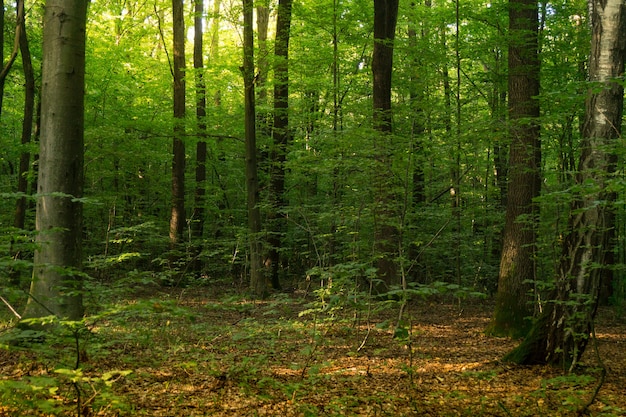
1, 286, 625, 416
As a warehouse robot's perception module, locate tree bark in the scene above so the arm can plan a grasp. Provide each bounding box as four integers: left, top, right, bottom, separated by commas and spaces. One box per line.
15, 0, 35, 231
372, 0, 399, 289
505, 0, 625, 367
22, 0, 88, 322
9, 0, 35, 285
256, 2, 269, 106
192, 0, 207, 242
407, 1, 427, 207
170, 0, 186, 246
0, 0, 4, 118
488, 0, 541, 338
265, 0, 293, 290
243, 0, 266, 297
1, 0, 26, 117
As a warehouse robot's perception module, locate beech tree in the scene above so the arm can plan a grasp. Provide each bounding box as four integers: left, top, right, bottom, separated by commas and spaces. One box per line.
505, 0, 626, 367
21, 0, 88, 321
487, 0, 541, 338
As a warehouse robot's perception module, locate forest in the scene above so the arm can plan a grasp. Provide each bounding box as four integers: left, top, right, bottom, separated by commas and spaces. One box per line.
1, 0, 626, 415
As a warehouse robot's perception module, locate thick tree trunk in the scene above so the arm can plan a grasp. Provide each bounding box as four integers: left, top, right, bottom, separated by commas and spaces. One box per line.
505, 0, 625, 367
265, 0, 293, 290
169, 0, 186, 246
243, 0, 266, 297
372, 0, 399, 289
22, 0, 88, 322
488, 0, 541, 338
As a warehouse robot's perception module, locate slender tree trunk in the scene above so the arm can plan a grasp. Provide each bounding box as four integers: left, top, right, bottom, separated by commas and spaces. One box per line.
407, 1, 427, 207
256, 1, 270, 133
192, 0, 207, 246
265, 0, 293, 290
487, 0, 541, 338
406, 1, 430, 281
372, 0, 400, 289
1, 0, 26, 117
332, 0, 340, 132
505, 0, 625, 367
9, 0, 34, 286
15, 1, 35, 231
208, 0, 222, 108
170, 0, 186, 246
452, 0, 462, 284
0, 0, 4, 118
22, 0, 88, 322
243, 0, 266, 297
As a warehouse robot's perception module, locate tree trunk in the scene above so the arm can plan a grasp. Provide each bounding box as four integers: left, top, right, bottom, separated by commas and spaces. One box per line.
243, 0, 266, 297
407, 0, 428, 207
256, 2, 269, 101
192, 0, 207, 258
256, 1, 270, 134
265, 0, 293, 290
1, 0, 26, 118
14, 0, 35, 231
9, 1, 35, 285
0, 0, 4, 118
488, 0, 541, 338
372, 0, 399, 289
170, 0, 186, 246
22, 0, 88, 322
505, 0, 625, 367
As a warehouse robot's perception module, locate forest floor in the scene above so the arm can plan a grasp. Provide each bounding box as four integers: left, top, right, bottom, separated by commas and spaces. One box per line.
1, 285, 625, 416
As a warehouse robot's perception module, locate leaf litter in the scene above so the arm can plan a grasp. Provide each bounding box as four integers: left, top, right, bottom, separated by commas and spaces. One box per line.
1, 288, 625, 416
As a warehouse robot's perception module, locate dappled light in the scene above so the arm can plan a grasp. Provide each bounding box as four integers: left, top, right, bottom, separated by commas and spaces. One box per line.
2, 289, 625, 416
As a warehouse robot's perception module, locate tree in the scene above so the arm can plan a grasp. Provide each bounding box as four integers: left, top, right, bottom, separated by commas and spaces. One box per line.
0, 0, 26, 116
487, 0, 541, 338
21, 0, 89, 322
191, 0, 207, 266
243, 0, 266, 297
505, 0, 626, 367
169, 0, 186, 246
372, 0, 400, 289
10, 0, 36, 286
265, 0, 293, 290
0, 0, 4, 117
256, 0, 269, 114
14, 0, 36, 232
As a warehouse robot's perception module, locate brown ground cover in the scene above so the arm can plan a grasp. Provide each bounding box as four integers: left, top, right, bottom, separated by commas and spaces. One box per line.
1, 289, 625, 416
